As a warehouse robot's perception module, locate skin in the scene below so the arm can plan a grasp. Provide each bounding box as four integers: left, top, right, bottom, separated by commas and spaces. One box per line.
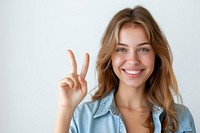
55, 50, 90, 133
113, 24, 155, 132
112, 24, 155, 92
113, 24, 155, 108
58, 50, 90, 108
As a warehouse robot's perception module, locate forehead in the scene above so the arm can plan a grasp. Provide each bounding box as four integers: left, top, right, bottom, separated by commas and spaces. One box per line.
118, 23, 149, 45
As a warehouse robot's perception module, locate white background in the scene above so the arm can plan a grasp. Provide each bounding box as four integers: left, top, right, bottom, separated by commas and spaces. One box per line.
0, 0, 199, 132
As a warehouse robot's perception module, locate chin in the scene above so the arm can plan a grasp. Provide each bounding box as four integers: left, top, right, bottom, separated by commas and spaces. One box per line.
122, 81, 145, 89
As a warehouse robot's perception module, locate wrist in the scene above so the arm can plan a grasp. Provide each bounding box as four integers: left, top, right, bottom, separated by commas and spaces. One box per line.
57, 105, 76, 113
56, 106, 76, 120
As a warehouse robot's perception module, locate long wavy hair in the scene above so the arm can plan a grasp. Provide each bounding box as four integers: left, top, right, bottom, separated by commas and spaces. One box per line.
92, 5, 181, 132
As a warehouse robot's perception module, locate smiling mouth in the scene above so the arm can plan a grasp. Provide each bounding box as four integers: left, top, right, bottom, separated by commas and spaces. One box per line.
123, 69, 144, 77
125, 70, 141, 75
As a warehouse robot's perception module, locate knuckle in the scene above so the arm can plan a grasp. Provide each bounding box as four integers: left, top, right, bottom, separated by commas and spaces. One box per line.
74, 83, 80, 88
70, 73, 77, 77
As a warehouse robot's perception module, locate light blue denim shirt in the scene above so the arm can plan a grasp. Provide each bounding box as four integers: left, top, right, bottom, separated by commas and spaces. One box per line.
69, 89, 196, 133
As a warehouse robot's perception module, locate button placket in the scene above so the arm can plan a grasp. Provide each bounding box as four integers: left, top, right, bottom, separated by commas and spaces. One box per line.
119, 118, 126, 133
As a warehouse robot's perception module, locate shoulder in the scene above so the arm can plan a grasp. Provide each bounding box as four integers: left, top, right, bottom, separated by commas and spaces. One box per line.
174, 104, 193, 121
174, 104, 196, 132
174, 104, 191, 118
70, 100, 103, 133
73, 89, 116, 118
74, 100, 100, 118
74, 89, 116, 118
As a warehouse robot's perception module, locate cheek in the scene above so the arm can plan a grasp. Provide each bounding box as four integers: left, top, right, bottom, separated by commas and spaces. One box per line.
146, 55, 155, 70
111, 54, 124, 68
141, 54, 155, 68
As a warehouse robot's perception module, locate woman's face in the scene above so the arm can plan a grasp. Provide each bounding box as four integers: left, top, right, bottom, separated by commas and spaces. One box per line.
111, 24, 155, 90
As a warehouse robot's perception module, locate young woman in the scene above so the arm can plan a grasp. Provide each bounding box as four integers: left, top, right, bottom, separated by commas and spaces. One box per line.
55, 6, 196, 133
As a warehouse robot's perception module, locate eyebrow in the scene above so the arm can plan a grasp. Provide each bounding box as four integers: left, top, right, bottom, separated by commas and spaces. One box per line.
118, 42, 151, 46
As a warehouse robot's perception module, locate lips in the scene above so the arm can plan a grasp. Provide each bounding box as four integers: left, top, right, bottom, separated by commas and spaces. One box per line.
123, 69, 144, 78
125, 70, 141, 75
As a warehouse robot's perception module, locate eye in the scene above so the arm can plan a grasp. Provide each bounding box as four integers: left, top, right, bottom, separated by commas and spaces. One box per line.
116, 47, 127, 53
138, 48, 150, 53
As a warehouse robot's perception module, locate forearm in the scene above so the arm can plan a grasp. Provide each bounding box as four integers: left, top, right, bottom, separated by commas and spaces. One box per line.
55, 107, 75, 133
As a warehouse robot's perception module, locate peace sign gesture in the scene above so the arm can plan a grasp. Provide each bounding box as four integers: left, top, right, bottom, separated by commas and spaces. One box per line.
58, 50, 90, 109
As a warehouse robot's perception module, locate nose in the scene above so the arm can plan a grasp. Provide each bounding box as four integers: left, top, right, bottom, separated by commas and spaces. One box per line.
126, 51, 140, 65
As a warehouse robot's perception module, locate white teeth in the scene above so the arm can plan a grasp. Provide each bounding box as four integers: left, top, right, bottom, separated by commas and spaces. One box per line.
125, 70, 140, 75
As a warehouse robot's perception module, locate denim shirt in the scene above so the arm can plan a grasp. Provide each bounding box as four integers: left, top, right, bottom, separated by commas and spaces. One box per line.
69, 89, 196, 133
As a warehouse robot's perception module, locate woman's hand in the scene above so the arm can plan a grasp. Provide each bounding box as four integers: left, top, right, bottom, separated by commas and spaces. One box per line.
58, 50, 90, 109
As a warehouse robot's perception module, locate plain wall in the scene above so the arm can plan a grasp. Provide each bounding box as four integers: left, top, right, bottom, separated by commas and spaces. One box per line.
0, 0, 199, 132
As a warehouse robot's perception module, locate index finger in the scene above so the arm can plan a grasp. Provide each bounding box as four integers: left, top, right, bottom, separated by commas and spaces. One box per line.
80, 53, 90, 79
67, 50, 77, 74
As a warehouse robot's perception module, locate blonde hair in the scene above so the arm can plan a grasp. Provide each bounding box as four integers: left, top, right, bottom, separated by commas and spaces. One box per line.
93, 5, 181, 132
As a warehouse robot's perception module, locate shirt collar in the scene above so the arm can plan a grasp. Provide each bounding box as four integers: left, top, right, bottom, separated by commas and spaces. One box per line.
93, 89, 119, 118
93, 89, 164, 118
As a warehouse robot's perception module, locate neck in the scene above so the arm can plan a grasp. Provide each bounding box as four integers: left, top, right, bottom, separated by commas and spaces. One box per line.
115, 83, 148, 110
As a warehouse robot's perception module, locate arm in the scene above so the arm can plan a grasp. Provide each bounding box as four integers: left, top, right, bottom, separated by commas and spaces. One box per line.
55, 50, 90, 133
55, 107, 75, 133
